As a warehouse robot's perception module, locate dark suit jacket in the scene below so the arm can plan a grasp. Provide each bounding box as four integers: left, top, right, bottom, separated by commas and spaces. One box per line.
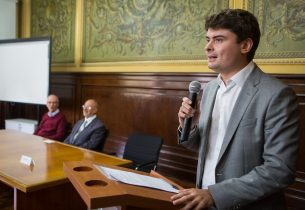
64, 118, 106, 151
179, 64, 300, 210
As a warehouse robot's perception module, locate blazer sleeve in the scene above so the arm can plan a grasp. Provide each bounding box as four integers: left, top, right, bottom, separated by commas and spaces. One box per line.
177, 126, 201, 151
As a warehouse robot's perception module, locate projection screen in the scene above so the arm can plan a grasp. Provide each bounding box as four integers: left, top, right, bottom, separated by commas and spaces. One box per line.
0, 37, 51, 105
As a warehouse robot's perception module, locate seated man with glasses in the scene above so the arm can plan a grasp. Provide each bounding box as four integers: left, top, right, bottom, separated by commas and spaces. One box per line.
34, 94, 67, 141
64, 99, 107, 151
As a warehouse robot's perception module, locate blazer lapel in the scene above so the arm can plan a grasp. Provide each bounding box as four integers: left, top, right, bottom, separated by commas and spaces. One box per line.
71, 120, 83, 135
197, 80, 219, 187
200, 80, 219, 147
200, 81, 219, 131
78, 120, 86, 131
217, 67, 262, 163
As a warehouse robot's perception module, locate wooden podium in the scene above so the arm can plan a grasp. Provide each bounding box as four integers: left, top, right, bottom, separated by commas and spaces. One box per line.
63, 161, 183, 210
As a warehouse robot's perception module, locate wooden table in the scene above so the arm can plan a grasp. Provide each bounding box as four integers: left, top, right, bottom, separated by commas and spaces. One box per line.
0, 129, 131, 210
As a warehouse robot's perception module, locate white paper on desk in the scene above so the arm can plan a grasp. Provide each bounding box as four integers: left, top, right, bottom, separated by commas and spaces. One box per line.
44, 139, 55, 144
95, 165, 179, 193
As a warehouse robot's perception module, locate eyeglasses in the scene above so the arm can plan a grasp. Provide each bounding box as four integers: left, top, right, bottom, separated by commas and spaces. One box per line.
47, 101, 58, 104
82, 105, 92, 110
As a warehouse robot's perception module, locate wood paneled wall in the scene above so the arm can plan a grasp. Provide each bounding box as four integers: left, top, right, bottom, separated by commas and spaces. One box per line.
1, 72, 304, 209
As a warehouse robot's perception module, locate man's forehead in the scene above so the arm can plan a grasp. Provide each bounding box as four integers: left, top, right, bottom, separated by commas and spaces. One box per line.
85, 100, 96, 107
48, 96, 58, 102
206, 28, 233, 36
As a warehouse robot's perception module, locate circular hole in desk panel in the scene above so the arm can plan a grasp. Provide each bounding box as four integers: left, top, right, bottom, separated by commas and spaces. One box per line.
73, 166, 93, 172
85, 180, 108, 187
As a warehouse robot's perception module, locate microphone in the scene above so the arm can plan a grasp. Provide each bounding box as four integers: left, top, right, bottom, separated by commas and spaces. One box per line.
180, 81, 201, 142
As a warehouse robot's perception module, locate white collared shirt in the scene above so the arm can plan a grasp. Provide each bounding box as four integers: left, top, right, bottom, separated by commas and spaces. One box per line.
202, 62, 254, 189
48, 109, 59, 117
84, 115, 96, 126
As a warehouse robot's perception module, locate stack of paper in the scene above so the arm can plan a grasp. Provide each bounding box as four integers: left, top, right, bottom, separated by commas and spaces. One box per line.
95, 165, 179, 193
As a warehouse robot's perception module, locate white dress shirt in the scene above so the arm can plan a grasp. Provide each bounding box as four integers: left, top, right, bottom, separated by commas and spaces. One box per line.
202, 62, 254, 188
48, 109, 59, 117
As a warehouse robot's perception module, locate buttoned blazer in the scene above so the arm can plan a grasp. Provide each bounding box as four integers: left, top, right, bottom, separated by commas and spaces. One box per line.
179, 65, 300, 210
64, 118, 106, 150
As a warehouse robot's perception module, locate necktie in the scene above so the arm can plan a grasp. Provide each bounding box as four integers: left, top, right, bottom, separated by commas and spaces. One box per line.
81, 120, 87, 130
73, 120, 87, 140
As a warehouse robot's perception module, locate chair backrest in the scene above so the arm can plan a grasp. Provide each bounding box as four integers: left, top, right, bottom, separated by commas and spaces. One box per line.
93, 128, 109, 152
123, 133, 163, 172
64, 122, 73, 140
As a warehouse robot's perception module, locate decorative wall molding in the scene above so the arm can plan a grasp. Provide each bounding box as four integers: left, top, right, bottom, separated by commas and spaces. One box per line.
248, 0, 305, 62
31, 0, 76, 63
82, 0, 229, 62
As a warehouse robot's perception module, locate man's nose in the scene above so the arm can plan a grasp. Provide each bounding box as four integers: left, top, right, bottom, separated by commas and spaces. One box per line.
205, 41, 212, 51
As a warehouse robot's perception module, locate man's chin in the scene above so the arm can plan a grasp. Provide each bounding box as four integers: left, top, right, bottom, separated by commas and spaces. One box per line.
207, 64, 219, 73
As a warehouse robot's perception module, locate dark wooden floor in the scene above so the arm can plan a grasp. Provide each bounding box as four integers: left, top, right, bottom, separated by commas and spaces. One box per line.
0, 183, 13, 210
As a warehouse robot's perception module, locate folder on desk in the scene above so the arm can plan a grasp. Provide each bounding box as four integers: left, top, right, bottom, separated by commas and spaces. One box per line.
63, 161, 183, 210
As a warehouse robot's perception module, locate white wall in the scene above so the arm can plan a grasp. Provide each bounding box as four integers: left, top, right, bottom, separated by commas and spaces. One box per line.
0, 0, 17, 40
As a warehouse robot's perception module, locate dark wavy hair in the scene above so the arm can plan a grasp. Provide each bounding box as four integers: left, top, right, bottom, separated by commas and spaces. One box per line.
205, 9, 260, 62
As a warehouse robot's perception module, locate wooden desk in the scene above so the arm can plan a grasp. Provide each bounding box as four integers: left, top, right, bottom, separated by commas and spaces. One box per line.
0, 129, 131, 210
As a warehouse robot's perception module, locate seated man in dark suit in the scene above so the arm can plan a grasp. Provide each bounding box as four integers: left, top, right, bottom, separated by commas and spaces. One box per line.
34, 94, 67, 141
64, 99, 107, 151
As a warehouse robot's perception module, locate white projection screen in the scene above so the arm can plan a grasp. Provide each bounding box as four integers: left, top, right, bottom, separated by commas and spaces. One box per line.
0, 37, 51, 105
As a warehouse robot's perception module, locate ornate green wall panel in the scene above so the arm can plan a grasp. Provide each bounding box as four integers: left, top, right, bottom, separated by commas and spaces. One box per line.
248, 0, 305, 59
31, 0, 76, 63
83, 0, 229, 62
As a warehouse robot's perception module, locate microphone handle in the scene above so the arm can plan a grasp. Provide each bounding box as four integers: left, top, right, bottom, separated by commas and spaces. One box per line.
180, 92, 197, 142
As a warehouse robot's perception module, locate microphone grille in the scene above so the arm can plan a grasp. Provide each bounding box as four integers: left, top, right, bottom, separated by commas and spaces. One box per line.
189, 81, 201, 93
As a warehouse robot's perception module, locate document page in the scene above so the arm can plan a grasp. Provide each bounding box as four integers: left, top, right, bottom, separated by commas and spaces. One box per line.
95, 165, 179, 193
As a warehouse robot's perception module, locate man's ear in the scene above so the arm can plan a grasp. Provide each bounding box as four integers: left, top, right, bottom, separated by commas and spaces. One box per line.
240, 38, 253, 54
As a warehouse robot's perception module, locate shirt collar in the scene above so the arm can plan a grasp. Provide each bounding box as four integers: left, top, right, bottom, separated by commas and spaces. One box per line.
48, 109, 59, 117
84, 115, 96, 124
216, 61, 255, 88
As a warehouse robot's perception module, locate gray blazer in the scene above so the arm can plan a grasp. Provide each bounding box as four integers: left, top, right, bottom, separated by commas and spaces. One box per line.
64, 118, 106, 151
179, 65, 300, 210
